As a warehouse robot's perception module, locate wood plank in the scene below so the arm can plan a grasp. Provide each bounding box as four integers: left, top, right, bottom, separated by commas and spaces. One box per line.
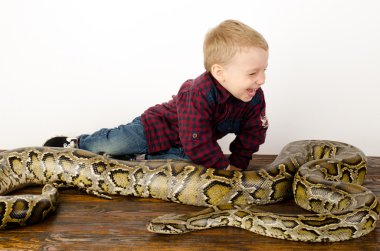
0, 154, 379, 250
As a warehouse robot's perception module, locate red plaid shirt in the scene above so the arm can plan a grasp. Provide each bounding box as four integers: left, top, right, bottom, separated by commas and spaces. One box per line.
141, 72, 268, 170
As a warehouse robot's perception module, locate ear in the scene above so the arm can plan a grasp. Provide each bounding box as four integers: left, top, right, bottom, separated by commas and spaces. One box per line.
210, 64, 225, 82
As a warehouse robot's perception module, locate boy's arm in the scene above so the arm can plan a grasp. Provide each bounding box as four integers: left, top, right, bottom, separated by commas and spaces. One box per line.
177, 88, 229, 169
226, 165, 242, 171
229, 92, 268, 170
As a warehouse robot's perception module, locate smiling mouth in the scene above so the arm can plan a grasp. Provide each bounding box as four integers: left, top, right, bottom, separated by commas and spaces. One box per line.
247, 88, 258, 96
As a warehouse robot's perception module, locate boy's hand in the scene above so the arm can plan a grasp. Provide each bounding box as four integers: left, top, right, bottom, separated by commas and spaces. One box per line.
226, 165, 242, 171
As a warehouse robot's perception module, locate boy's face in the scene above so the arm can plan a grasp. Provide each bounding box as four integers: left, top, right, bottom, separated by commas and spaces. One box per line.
214, 47, 269, 102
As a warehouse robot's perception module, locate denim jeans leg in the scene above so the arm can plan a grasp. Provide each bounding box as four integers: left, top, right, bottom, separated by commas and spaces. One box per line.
78, 117, 148, 156
146, 147, 190, 161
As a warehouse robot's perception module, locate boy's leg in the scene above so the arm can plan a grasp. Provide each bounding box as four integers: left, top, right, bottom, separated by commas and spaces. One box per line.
79, 117, 148, 156
146, 147, 190, 161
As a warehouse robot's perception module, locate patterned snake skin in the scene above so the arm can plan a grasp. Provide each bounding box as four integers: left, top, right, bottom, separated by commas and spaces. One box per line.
0, 140, 378, 242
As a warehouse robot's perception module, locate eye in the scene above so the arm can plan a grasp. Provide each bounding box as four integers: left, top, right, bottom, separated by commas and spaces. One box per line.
249, 72, 257, 76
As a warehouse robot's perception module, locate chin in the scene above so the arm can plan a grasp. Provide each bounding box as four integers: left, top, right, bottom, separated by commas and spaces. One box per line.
240, 96, 253, 102
234, 93, 254, 102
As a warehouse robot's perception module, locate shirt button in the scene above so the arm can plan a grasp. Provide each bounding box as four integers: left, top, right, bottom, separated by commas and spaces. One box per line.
192, 133, 198, 139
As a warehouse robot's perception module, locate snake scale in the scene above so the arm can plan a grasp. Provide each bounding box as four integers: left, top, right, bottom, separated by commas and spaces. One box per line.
0, 140, 379, 242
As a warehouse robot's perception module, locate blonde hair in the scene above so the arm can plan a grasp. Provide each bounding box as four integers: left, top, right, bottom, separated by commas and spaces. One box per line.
203, 20, 268, 71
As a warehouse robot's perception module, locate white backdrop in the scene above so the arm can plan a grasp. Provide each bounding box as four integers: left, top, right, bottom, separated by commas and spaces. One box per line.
1, 0, 379, 156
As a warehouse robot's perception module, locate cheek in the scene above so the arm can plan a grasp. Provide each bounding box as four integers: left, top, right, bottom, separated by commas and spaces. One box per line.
225, 74, 251, 94
241, 78, 253, 89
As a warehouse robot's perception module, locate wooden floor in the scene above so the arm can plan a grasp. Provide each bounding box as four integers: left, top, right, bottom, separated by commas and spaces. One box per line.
1, 154, 379, 251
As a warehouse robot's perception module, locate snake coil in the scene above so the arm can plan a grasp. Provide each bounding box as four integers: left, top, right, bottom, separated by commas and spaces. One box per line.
0, 140, 378, 242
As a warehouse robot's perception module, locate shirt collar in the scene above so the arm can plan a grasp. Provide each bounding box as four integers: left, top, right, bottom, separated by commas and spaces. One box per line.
206, 72, 232, 104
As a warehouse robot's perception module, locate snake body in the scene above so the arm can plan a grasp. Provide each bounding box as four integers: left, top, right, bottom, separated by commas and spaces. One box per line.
0, 140, 378, 242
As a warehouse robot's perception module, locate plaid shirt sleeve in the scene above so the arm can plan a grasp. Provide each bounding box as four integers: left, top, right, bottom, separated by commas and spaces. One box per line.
229, 90, 268, 170
176, 82, 229, 169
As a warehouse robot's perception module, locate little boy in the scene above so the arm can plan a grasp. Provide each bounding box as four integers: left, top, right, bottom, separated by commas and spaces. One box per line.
44, 19, 269, 170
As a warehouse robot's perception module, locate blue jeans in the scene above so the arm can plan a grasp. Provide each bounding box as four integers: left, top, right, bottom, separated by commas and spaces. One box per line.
78, 117, 190, 160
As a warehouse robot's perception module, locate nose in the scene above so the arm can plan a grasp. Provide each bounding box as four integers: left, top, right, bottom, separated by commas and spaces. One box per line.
256, 72, 266, 86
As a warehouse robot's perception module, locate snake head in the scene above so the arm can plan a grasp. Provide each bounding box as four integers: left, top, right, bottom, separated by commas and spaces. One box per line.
42, 184, 59, 204
147, 213, 190, 234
